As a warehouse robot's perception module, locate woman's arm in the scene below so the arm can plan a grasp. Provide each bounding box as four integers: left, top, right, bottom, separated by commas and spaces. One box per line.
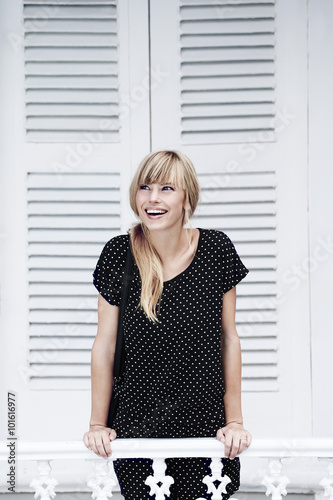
83, 293, 119, 457
216, 286, 252, 458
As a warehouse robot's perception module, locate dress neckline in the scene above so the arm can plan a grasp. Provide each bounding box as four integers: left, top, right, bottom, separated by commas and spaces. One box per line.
163, 228, 202, 284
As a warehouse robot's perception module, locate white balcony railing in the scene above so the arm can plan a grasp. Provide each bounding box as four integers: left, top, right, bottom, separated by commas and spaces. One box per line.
1, 438, 333, 499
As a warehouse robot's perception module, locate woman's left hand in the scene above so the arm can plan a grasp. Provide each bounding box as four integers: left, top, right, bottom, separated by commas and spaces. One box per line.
216, 422, 252, 459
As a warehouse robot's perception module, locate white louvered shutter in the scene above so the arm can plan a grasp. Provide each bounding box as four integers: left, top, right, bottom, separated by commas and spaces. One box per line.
23, 0, 120, 142
149, 0, 311, 435
179, 0, 276, 144
27, 172, 121, 389
20, 0, 150, 390
194, 170, 278, 392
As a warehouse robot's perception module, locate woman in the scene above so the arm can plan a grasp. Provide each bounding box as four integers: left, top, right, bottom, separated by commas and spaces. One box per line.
83, 150, 252, 499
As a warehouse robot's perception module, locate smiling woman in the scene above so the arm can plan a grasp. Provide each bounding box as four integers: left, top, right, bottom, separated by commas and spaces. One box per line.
83, 150, 251, 499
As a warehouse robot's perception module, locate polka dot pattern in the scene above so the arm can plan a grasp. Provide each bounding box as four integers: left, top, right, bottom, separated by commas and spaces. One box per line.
92, 228, 249, 498
113, 456, 240, 499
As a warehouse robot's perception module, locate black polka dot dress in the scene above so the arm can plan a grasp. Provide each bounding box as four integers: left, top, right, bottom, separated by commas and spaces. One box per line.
92, 228, 249, 500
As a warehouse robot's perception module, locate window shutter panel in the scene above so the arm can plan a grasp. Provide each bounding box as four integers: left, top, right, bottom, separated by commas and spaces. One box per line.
27, 172, 121, 389
23, 0, 120, 142
195, 170, 278, 391
150, 0, 279, 393
180, 0, 276, 144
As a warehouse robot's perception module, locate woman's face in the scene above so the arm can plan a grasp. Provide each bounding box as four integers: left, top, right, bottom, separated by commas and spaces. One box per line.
136, 181, 186, 230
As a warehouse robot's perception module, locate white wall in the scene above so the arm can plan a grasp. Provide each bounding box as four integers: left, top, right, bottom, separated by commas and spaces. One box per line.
308, 0, 333, 437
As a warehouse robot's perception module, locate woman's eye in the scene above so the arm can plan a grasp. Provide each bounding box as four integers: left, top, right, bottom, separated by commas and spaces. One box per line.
139, 185, 174, 190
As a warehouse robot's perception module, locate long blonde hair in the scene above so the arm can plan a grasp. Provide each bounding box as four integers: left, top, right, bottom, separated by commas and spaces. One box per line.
128, 150, 200, 324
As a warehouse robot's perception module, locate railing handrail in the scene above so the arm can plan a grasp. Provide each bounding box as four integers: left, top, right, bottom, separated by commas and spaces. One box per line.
1, 437, 333, 461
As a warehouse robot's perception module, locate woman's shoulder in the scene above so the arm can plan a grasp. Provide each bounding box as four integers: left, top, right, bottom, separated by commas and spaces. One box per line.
98, 232, 130, 262
202, 228, 234, 246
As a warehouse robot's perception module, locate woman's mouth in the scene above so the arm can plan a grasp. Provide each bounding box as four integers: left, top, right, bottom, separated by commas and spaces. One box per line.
145, 209, 168, 220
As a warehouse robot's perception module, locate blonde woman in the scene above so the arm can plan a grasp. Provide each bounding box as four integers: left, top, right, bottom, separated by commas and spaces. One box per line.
83, 150, 252, 499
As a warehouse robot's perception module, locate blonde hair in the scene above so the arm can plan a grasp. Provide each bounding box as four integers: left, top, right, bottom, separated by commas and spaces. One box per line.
128, 150, 200, 324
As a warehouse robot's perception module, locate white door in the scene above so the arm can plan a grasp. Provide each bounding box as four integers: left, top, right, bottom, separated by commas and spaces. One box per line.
149, 0, 311, 437
0, 0, 313, 445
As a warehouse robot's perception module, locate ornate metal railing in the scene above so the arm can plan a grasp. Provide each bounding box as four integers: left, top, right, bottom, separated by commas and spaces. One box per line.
1, 438, 333, 499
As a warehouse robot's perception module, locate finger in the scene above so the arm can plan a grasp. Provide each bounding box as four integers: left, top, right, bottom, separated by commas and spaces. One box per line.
102, 432, 112, 457
238, 438, 248, 455
216, 428, 225, 442
110, 429, 117, 441
94, 436, 109, 458
229, 437, 240, 460
83, 433, 91, 450
224, 432, 233, 458
89, 437, 99, 457
247, 433, 252, 448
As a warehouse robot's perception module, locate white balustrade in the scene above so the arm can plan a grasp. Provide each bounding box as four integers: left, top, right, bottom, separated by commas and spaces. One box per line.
1, 438, 333, 499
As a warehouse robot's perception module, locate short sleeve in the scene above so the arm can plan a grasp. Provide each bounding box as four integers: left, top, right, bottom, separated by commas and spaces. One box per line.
92, 235, 128, 307
217, 231, 249, 294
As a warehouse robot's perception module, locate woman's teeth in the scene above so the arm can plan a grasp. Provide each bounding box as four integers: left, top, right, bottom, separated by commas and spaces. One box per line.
145, 210, 168, 219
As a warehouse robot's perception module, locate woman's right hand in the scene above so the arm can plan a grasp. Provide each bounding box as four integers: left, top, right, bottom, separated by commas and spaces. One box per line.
83, 425, 117, 458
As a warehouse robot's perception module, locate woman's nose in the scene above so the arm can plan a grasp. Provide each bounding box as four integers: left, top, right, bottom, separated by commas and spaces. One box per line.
149, 187, 161, 201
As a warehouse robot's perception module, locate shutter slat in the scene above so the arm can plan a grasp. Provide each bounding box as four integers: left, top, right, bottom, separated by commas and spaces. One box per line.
182, 102, 275, 117
25, 33, 117, 46
181, 61, 275, 76
25, 61, 117, 74
26, 88, 119, 103
28, 229, 120, 242
29, 257, 97, 269
28, 190, 120, 202
196, 216, 276, 229
182, 75, 274, 90
30, 337, 94, 349
29, 310, 96, 323
29, 283, 95, 294
28, 202, 119, 216
242, 365, 278, 378
242, 351, 277, 364
180, 19, 275, 35
27, 215, 119, 229
26, 75, 118, 88
25, 46, 118, 61
181, 33, 274, 47
180, 5, 274, 20
24, 5, 116, 17
29, 364, 90, 377
29, 323, 96, 337
238, 323, 277, 338
198, 202, 276, 216
181, 89, 274, 104
28, 243, 107, 256
29, 351, 91, 363
29, 296, 97, 309
241, 337, 278, 350
26, 103, 119, 115
182, 115, 274, 131
27, 172, 120, 188
181, 47, 274, 62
